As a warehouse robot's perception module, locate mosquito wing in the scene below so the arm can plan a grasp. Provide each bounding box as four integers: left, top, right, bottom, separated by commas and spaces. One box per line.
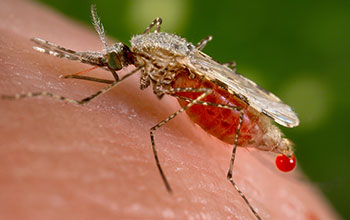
184, 50, 299, 128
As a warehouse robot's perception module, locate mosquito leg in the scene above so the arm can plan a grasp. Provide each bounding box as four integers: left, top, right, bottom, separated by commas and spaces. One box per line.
171, 95, 241, 111
223, 61, 237, 72
226, 110, 261, 220
108, 68, 120, 81
149, 87, 212, 192
195, 35, 213, 50
62, 75, 114, 84
1, 67, 140, 104
61, 66, 115, 84
143, 17, 163, 34
172, 93, 260, 218
2, 80, 117, 105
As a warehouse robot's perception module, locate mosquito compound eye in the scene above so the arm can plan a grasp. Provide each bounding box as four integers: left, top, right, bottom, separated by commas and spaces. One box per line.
107, 51, 123, 70
275, 154, 296, 172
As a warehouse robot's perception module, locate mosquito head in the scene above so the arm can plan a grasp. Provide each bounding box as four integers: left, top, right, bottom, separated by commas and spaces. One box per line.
106, 42, 134, 71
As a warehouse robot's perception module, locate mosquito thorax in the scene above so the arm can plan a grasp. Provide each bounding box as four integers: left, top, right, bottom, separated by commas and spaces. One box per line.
130, 32, 195, 57
106, 42, 134, 71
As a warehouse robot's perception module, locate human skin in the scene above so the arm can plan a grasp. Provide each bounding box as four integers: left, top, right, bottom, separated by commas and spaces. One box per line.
0, 0, 340, 219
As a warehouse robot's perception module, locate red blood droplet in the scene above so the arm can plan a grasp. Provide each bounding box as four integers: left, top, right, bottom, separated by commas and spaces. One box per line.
275, 154, 296, 172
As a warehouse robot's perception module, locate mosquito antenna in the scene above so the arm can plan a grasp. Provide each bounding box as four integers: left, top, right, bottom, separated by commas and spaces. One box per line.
91, 5, 108, 48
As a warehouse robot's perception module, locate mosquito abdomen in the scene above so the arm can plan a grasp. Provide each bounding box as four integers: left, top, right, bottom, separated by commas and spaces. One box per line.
172, 71, 265, 148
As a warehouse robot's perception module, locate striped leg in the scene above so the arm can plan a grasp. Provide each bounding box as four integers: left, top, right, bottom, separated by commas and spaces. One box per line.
143, 17, 163, 34
165, 92, 261, 219
226, 109, 261, 220
61, 66, 116, 84
150, 87, 212, 192
196, 35, 213, 50
223, 61, 237, 72
62, 74, 115, 84
1, 67, 140, 105
171, 95, 240, 111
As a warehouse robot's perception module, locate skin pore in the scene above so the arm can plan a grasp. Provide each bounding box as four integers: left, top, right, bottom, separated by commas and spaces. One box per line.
0, 0, 339, 219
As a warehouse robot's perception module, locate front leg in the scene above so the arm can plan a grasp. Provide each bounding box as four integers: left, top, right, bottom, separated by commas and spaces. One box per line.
143, 17, 163, 34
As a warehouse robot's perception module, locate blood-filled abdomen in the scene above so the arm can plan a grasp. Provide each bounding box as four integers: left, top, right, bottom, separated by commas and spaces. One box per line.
172, 71, 265, 148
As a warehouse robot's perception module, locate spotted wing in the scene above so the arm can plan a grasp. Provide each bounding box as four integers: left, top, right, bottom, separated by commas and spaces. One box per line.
184, 50, 299, 128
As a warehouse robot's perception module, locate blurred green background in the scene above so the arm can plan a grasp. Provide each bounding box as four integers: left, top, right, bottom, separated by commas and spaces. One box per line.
37, 0, 349, 218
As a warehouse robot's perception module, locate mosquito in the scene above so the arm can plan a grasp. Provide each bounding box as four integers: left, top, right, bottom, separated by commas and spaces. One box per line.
2, 5, 299, 219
